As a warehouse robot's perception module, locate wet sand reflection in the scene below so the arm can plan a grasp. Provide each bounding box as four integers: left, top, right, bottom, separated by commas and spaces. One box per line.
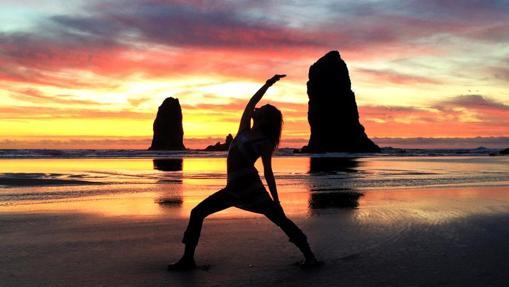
308, 157, 361, 174
153, 158, 183, 172
2, 157, 508, 221
309, 192, 363, 209
308, 157, 363, 212
154, 158, 184, 209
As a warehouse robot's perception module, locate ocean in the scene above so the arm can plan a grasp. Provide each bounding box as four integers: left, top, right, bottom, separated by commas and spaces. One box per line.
1, 149, 508, 218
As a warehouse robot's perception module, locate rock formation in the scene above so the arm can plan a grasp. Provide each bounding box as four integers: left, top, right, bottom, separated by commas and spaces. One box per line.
500, 148, 509, 155
148, 97, 186, 150
205, 134, 233, 151
302, 51, 380, 153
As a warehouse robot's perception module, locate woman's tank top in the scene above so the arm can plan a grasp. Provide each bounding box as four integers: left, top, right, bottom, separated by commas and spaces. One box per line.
227, 130, 270, 174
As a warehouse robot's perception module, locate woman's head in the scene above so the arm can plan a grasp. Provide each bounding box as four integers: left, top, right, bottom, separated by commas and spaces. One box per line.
252, 104, 283, 151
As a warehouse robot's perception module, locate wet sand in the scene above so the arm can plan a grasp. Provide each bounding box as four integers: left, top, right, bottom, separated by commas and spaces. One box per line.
2, 185, 509, 287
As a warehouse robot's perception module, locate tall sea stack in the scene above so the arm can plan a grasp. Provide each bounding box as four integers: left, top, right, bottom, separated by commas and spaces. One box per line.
302, 51, 380, 153
148, 97, 186, 150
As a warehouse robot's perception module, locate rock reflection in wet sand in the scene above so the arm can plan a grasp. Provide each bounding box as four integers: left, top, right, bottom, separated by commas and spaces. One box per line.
309, 190, 363, 209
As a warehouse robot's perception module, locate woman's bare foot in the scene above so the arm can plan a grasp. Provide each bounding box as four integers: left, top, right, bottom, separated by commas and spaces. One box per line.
167, 258, 197, 271
295, 258, 324, 269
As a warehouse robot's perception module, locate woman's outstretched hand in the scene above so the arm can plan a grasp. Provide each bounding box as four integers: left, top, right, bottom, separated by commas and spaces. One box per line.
266, 74, 286, 86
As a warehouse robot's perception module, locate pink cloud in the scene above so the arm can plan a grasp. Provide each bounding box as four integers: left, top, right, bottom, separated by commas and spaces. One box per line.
0, 106, 152, 120
356, 68, 442, 85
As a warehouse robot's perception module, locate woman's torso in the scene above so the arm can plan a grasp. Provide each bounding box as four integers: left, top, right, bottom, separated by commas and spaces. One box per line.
227, 130, 270, 177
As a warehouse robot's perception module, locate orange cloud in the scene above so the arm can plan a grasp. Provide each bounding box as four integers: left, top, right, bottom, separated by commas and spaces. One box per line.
10, 88, 102, 106
360, 95, 509, 137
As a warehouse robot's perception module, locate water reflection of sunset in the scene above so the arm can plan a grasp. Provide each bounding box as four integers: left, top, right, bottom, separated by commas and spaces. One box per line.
0, 158, 154, 173
356, 186, 509, 225
1, 157, 509, 221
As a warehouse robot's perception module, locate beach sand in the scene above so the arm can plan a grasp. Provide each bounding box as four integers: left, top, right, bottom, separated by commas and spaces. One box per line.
2, 185, 509, 287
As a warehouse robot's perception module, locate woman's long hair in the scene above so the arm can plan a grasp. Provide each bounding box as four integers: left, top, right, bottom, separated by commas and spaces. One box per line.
254, 104, 283, 152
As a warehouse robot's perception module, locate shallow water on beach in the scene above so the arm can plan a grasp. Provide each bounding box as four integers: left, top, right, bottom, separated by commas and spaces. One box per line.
1, 156, 508, 218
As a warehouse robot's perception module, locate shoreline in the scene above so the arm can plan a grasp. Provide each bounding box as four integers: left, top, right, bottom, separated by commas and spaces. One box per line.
1, 149, 507, 160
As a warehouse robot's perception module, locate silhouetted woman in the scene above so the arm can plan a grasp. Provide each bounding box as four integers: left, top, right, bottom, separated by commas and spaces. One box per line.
169, 75, 319, 270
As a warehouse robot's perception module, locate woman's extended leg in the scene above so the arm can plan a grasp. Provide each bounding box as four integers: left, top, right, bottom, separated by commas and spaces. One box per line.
169, 189, 234, 270
235, 189, 318, 264
261, 204, 318, 265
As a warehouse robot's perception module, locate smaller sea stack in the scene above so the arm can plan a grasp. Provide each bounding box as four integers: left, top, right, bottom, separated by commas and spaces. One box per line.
148, 97, 186, 150
205, 134, 233, 151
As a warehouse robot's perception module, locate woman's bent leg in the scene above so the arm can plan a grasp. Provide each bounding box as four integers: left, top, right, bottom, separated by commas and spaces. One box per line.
169, 189, 233, 270
182, 189, 233, 248
182, 189, 233, 247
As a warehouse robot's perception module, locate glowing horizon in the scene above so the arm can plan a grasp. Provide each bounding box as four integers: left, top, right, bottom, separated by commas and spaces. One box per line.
1, 0, 508, 149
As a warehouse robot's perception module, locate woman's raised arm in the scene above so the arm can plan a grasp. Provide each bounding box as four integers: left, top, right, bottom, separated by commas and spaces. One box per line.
237, 74, 286, 134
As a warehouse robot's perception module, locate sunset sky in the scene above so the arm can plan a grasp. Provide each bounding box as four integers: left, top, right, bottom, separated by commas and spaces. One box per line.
1, 0, 508, 149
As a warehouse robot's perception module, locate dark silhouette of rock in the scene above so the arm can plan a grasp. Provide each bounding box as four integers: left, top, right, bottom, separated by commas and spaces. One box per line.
153, 158, 183, 171
301, 51, 380, 153
308, 157, 360, 174
148, 97, 186, 150
204, 134, 233, 151
500, 148, 509, 155
309, 191, 363, 209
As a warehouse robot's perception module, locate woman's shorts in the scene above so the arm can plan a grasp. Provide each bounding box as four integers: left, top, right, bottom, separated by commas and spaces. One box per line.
224, 169, 273, 212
